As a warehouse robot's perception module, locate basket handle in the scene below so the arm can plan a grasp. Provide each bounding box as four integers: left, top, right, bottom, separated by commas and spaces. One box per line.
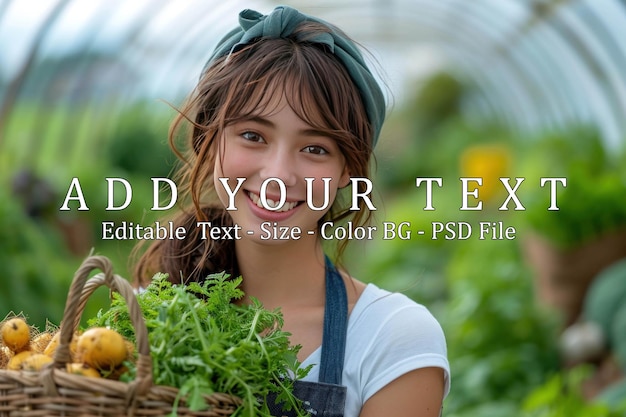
48, 255, 153, 399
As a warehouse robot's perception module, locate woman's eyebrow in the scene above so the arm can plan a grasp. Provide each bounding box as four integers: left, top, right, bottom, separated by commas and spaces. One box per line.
242, 116, 274, 128
238, 116, 330, 137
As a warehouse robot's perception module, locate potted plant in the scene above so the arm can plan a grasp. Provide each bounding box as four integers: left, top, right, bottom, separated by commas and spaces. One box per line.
519, 126, 626, 327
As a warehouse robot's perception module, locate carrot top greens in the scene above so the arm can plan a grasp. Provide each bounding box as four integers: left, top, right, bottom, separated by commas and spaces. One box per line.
87, 273, 310, 417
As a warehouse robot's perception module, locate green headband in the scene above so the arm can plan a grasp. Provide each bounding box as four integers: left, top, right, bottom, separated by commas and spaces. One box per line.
204, 5, 386, 147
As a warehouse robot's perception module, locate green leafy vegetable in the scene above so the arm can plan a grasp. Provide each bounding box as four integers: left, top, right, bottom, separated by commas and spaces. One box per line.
88, 273, 310, 417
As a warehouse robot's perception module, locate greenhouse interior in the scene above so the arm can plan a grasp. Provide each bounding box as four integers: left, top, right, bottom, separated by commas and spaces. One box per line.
1, 0, 626, 416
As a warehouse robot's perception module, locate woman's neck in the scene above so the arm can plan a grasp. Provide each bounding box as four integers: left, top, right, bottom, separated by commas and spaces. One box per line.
234, 237, 327, 310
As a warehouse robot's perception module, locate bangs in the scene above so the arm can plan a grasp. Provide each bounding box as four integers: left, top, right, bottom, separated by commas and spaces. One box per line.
219, 37, 367, 145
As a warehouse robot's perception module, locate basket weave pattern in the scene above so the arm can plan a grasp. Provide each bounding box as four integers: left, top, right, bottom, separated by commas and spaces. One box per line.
0, 256, 240, 417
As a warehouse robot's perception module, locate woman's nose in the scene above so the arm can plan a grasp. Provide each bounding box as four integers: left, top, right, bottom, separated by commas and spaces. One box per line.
259, 148, 297, 188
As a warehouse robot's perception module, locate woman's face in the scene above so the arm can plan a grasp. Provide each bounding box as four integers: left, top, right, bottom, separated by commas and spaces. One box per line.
213, 94, 350, 243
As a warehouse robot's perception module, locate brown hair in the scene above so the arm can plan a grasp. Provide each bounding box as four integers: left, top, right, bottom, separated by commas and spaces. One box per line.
133, 22, 376, 288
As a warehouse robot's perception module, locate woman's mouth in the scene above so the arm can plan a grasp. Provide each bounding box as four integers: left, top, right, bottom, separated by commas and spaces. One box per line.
247, 191, 301, 212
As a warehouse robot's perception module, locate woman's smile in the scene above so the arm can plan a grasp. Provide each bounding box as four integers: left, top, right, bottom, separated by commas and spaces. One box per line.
247, 191, 302, 212
245, 190, 306, 223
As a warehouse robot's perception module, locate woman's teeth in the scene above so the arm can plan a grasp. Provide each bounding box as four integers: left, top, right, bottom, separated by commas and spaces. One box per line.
248, 192, 299, 212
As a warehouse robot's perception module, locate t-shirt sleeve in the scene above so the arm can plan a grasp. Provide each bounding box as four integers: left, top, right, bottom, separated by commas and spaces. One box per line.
353, 293, 451, 404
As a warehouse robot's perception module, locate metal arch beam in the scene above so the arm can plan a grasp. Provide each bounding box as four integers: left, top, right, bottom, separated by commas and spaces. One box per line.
437, 44, 525, 131
404, 0, 567, 130
549, 10, 624, 145
0, 0, 12, 24
57, 0, 174, 171
416, 8, 542, 131
153, 1, 542, 135
22, 0, 171, 172
440, 48, 537, 132
106, 0, 545, 130
135, 1, 244, 100
508, 23, 591, 128
64, 0, 255, 171
493, 5, 598, 129
32, 1, 150, 171
429, 0, 623, 145
473, 2, 591, 128
83, 0, 246, 171
501, 0, 625, 145
563, 1, 626, 146
31, 0, 210, 172
4, 0, 237, 173
576, 1, 626, 91
0, 0, 71, 148
6, 0, 625, 170
336, 0, 624, 144
452, 8, 553, 131
289, 0, 622, 141
431, 0, 568, 131
3, 1, 294, 173
371, 5, 535, 130
0, 0, 159, 171
447, 0, 591, 132
58, 0, 244, 170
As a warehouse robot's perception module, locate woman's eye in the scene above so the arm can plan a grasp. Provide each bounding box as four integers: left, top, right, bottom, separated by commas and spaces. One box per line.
241, 131, 264, 143
303, 145, 328, 155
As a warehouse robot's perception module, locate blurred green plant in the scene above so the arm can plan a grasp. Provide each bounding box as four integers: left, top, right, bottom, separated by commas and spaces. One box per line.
104, 103, 174, 178
377, 70, 514, 194
521, 365, 626, 417
1, 98, 174, 329
407, 71, 465, 138
520, 126, 626, 249
376, 71, 465, 191
442, 237, 562, 415
0, 180, 83, 329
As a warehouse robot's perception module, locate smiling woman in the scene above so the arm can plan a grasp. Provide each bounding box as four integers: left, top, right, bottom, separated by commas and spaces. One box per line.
131, 5, 449, 417
214, 95, 351, 236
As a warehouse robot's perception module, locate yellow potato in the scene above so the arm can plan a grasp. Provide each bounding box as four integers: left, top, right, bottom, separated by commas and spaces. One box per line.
76, 327, 128, 371
43, 330, 81, 361
6, 351, 53, 371
66, 362, 101, 378
20, 353, 53, 371
1, 317, 31, 353
7, 351, 34, 370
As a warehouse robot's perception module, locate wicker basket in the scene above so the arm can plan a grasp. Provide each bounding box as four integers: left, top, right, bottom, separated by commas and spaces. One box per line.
0, 255, 241, 416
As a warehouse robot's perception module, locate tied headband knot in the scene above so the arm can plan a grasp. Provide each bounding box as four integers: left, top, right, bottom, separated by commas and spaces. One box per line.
205, 5, 386, 147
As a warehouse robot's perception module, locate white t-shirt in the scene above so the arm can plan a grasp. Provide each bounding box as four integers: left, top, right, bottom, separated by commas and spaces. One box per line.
299, 283, 451, 417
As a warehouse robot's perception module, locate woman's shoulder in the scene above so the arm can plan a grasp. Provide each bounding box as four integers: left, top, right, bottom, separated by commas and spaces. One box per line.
345, 283, 451, 403
351, 283, 441, 326
347, 282, 448, 358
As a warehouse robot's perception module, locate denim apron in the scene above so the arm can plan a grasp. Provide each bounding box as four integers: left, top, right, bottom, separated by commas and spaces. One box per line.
268, 256, 348, 417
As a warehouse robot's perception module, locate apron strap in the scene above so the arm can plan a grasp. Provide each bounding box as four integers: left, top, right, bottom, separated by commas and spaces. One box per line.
318, 256, 349, 385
